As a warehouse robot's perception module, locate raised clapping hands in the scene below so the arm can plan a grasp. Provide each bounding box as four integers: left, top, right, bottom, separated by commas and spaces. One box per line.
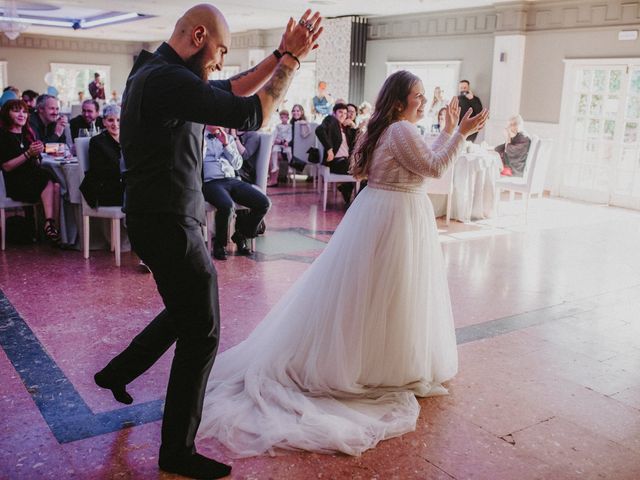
443, 96, 461, 134
279, 9, 324, 61
28, 141, 44, 158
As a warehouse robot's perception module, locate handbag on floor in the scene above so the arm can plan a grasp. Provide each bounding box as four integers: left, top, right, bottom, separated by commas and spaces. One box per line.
307, 147, 320, 164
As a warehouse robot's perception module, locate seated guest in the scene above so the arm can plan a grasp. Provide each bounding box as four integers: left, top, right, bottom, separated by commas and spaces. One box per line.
29, 94, 67, 144
79, 105, 123, 208
0, 99, 61, 243
290, 104, 314, 179
315, 103, 354, 206
270, 109, 292, 186
202, 126, 271, 261
21, 90, 39, 114
357, 101, 372, 131
290, 103, 311, 138
495, 115, 532, 177
69, 99, 104, 141
344, 103, 359, 148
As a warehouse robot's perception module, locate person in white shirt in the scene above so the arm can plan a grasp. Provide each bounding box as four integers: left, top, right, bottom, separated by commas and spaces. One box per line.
202, 126, 271, 260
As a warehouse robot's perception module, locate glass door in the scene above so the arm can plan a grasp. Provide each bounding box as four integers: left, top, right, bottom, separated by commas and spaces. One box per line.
559, 61, 640, 209
610, 67, 640, 209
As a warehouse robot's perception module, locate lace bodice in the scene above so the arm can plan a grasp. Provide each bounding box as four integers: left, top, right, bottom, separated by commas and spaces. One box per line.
367, 120, 465, 193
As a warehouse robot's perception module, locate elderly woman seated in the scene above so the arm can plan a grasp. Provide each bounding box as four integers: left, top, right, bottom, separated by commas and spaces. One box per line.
0, 99, 61, 243
495, 114, 532, 177
79, 104, 123, 207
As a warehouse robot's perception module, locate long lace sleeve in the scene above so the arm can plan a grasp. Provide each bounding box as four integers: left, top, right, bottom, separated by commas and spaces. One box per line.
430, 130, 452, 153
388, 121, 464, 178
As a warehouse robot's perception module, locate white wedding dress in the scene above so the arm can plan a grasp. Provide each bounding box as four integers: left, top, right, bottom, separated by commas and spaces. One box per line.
198, 120, 465, 457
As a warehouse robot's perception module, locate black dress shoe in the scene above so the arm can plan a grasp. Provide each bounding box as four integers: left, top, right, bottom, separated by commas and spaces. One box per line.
231, 231, 252, 256
94, 369, 133, 405
159, 452, 231, 479
212, 246, 227, 260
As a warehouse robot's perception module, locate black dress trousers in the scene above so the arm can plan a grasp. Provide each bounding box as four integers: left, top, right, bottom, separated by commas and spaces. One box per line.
103, 213, 220, 458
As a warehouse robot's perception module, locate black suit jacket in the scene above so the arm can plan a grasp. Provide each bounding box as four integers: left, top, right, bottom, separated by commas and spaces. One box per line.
79, 131, 123, 208
315, 115, 343, 162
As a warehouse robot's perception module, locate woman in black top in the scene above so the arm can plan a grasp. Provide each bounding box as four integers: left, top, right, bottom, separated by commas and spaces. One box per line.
80, 104, 123, 208
0, 99, 61, 242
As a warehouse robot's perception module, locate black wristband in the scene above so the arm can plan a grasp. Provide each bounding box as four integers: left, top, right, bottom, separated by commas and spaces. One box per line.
272, 49, 283, 60
282, 51, 301, 69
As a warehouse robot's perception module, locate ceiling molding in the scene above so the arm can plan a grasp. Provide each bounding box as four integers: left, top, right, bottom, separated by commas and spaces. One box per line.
367, 0, 640, 40
0, 32, 148, 54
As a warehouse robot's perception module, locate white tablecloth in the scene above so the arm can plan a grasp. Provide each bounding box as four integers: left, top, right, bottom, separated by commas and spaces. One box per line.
41, 155, 130, 251
451, 149, 502, 223
429, 148, 503, 223
41, 156, 83, 245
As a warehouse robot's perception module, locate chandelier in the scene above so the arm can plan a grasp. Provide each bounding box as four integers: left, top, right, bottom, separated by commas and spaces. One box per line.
0, 1, 29, 40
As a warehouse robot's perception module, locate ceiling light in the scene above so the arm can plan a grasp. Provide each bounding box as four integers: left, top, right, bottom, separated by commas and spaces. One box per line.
0, 15, 73, 27
81, 12, 141, 29
0, 0, 28, 40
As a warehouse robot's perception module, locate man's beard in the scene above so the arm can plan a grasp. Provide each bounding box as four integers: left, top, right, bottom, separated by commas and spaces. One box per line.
185, 48, 209, 81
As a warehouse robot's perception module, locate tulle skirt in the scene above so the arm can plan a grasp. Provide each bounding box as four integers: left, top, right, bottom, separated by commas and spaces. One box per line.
197, 186, 458, 457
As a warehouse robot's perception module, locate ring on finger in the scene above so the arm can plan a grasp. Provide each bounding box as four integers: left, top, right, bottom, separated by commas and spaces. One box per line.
299, 19, 307, 26
305, 21, 314, 30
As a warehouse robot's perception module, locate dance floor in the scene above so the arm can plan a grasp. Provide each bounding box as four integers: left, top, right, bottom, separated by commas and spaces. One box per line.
1, 183, 640, 479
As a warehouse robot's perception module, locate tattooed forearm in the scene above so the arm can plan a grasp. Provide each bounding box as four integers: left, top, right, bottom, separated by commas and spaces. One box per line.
264, 63, 295, 104
229, 65, 259, 82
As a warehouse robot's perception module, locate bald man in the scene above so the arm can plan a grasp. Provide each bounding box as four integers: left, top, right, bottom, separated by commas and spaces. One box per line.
93, 5, 323, 479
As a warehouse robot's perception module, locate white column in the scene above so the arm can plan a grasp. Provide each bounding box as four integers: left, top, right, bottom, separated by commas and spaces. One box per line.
486, 35, 526, 146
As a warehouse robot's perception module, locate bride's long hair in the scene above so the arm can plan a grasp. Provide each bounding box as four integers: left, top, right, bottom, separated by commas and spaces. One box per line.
351, 70, 420, 179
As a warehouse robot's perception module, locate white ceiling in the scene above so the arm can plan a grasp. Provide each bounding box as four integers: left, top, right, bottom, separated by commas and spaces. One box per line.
2, 0, 527, 42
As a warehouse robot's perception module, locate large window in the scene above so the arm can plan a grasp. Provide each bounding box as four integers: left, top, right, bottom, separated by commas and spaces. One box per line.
386, 61, 460, 128
559, 59, 640, 210
49, 63, 111, 110
282, 62, 316, 118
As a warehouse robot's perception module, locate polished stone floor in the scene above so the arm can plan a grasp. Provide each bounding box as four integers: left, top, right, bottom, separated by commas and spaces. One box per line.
1, 183, 640, 479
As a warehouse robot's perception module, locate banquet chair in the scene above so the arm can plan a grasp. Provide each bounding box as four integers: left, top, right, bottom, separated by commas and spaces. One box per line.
75, 137, 125, 266
0, 172, 39, 250
315, 143, 361, 211
424, 163, 454, 225
204, 131, 272, 251
289, 122, 319, 188
496, 136, 552, 221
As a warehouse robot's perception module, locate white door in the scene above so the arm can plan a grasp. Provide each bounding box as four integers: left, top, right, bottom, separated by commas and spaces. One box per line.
610, 66, 640, 209
559, 61, 640, 209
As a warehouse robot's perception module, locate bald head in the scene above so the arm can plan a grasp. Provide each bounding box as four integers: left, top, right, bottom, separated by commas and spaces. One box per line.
168, 4, 231, 80
172, 4, 228, 41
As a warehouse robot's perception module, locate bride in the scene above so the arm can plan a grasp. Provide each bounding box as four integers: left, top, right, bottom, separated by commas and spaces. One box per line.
198, 70, 489, 457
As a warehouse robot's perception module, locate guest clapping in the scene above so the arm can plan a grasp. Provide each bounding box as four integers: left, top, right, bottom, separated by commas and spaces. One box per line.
0, 99, 61, 243
79, 105, 123, 208
495, 115, 532, 177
